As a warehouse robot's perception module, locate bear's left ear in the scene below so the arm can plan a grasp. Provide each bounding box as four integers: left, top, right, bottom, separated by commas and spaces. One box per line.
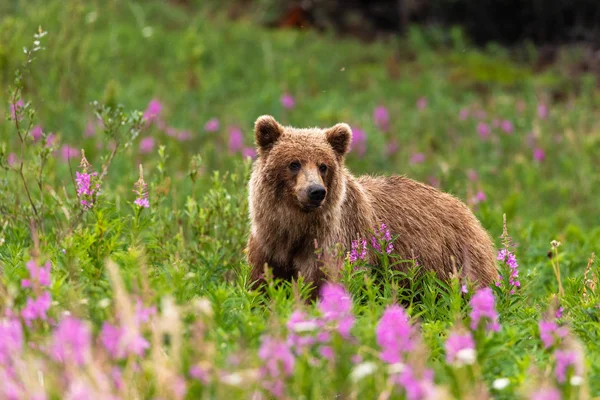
325, 123, 352, 156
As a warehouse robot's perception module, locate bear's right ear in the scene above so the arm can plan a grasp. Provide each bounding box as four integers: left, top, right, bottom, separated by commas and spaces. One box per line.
254, 115, 282, 151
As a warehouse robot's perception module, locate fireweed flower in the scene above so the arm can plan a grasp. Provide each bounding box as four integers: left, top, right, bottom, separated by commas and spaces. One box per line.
459, 108, 469, 120
280, 92, 296, 109
242, 147, 257, 160
50, 317, 91, 365
139, 136, 155, 154
204, 118, 220, 132
228, 126, 243, 153
21, 260, 51, 288
554, 350, 583, 383
385, 140, 398, 156
445, 331, 476, 367
143, 98, 163, 124
258, 335, 295, 397
350, 126, 366, 157
349, 238, 367, 263
410, 153, 425, 165
376, 305, 415, 363
286, 310, 319, 354
31, 125, 43, 141
100, 321, 149, 359
177, 130, 192, 142
496, 248, 520, 294
75, 150, 100, 210
477, 122, 491, 139
371, 223, 393, 254
416, 97, 428, 111
533, 147, 545, 162
0, 317, 23, 364
60, 144, 79, 163
9, 99, 24, 120
469, 288, 500, 332
538, 103, 548, 119
530, 387, 560, 400
373, 105, 390, 132
318, 283, 355, 339
21, 292, 51, 326
394, 366, 434, 400
539, 320, 568, 349
133, 164, 149, 209
500, 120, 514, 134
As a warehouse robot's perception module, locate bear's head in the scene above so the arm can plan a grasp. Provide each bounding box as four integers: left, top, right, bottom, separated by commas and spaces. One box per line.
253, 115, 351, 214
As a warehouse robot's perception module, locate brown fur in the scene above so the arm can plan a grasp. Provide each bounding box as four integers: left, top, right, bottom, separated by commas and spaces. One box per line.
247, 115, 497, 293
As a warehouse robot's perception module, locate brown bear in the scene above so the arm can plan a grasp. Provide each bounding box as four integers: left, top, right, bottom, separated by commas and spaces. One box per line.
247, 115, 497, 293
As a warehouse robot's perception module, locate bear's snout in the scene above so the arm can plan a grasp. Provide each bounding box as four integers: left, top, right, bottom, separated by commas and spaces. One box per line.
308, 185, 326, 202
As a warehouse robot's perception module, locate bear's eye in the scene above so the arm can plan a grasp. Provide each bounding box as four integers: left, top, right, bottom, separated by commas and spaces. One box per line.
289, 161, 301, 172
319, 164, 328, 173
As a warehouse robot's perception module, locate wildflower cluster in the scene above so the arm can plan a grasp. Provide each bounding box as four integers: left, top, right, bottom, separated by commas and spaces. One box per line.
133, 164, 149, 208
496, 215, 520, 295
20, 260, 52, 326
349, 223, 394, 264
75, 150, 100, 210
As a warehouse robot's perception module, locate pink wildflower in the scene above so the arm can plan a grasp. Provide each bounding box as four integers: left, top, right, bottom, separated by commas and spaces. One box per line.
394, 365, 434, 400
554, 350, 583, 383
228, 126, 243, 153
530, 387, 560, 400
469, 288, 500, 332
555, 307, 564, 319
258, 336, 295, 397
204, 118, 220, 132
445, 331, 476, 366
350, 126, 366, 157
350, 238, 367, 263
410, 153, 425, 165
139, 137, 155, 154
31, 125, 43, 141
533, 147, 545, 162
466, 169, 478, 181
0, 317, 23, 363
280, 93, 296, 109
416, 97, 428, 111
459, 108, 469, 120
21, 260, 51, 288
385, 140, 398, 156
318, 283, 355, 339
143, 99, 163, 123
242, 147, 257, 160
286, 310, 318, 354
475, 191, 487, 202
21, 292, 51, 326
9, 99, 24, 120
133, 165, 149, 209
539, 320, 568, 349
189, 365, 210, 384
500, 120, 513, 134
7, 153, 18, 167
477, 122, 491, 139
373, 105, 390, 131
50, 317, 91, 365
177, 130, 192, 142
60, 145, 79, 162
45, 133, 56, 148
376, 305, 415, 363
538, 103, 548, 119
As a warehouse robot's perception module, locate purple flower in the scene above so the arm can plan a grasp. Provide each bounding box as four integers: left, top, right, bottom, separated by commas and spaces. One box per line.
75, 170, 100, 210
385, 140, 398, 156
350, 238, 367, 263
497, 248, 520, 294
143, 99, 163, 123
60, 145, 79, 163
394, 365, 434, 400
500, 120, 513, 134
555, 307, 564, 319
477, 122, 491, 139
204, 118, 220, 132
416, 97, 428, 111
445, 331, 476, 366
21, 260, 51, 288
373, 105, 390, 132
50, 317, 91, 365
280, 93, 296, 109
7, 153, 18, 167
530, 387, 560, 400
9, 99, 24, 120
410, 153, 425, 165
318, 283, 355, 339
370, 223, 393, 254
31, 125, 43, 141
45, 133, 56, 148
189, 365, 210, 384
459, 108, 469, 120
84, 120, 96, 137
242, 147, 257, 160
469, 288, 500, 332
539, 320, 568, 349
139, 137, 155, 154
228, 126, 243, 153
177, 130, 192, 142
475, 191, 486, 202
134, 299, 156, 324
533, 147, 545, 162
350, 126, 366, 157
286, 310, 318, 353
133, 166, 149, 209
258, 336, 295, 397
538, 103, 548, 119
461, 284, 468, 294
100, 322, 149, 359
554, 350, 582, 383
0, 317, 24, 364
466, 169, 478, 181
21, 292, 51, 326
166, 127, 178, 137
376, 305, 415, 363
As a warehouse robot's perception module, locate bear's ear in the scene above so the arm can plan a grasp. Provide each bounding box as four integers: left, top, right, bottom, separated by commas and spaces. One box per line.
325, 123, 352, 156
254, 115, 282, 151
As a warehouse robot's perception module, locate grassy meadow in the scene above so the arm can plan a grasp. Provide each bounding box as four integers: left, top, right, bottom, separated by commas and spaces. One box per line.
0, 1, 599, 398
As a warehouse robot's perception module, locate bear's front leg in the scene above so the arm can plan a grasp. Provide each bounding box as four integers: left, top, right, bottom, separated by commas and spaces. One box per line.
247, 235, 296, 290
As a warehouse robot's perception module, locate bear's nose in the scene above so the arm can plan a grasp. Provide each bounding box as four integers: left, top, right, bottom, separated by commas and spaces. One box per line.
308, 185, 326, 202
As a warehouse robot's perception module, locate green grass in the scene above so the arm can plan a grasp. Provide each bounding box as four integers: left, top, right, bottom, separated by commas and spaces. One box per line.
0, 1, 599, 399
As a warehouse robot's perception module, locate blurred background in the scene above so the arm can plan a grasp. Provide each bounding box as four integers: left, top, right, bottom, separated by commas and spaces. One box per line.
1, 0, 600, 237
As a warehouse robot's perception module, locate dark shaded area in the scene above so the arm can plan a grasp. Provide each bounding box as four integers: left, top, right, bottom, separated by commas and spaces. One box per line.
265, 0, 600, 46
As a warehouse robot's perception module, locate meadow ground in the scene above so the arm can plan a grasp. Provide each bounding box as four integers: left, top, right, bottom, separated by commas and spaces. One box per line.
0, 1, 599, 399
